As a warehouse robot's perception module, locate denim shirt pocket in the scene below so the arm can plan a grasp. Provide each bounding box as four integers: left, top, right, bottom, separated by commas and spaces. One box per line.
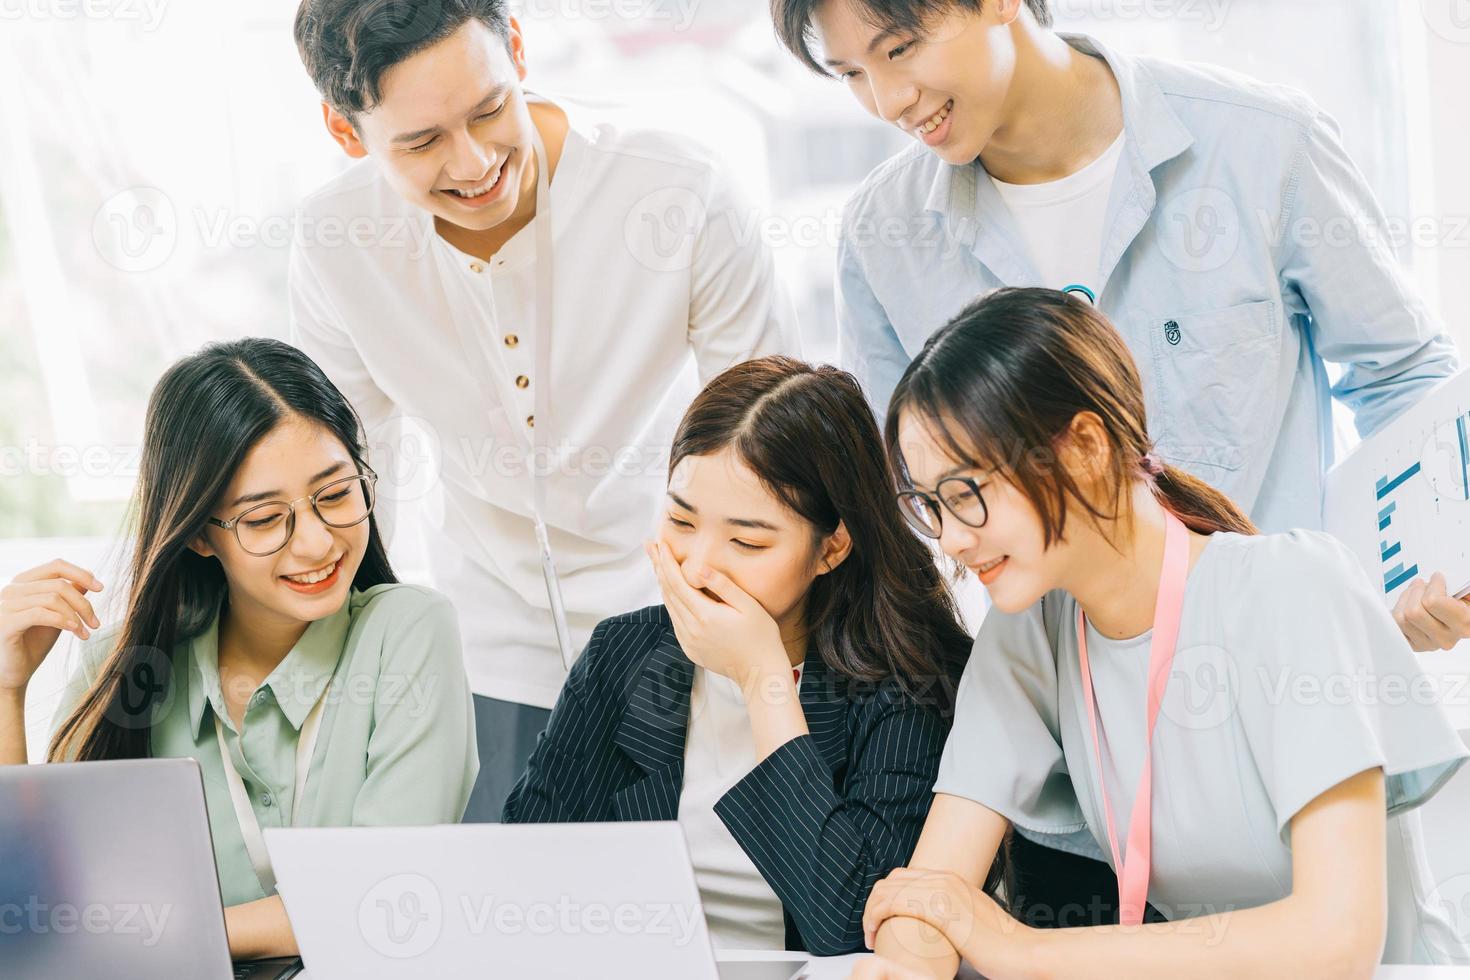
1140, 300, 1281, 480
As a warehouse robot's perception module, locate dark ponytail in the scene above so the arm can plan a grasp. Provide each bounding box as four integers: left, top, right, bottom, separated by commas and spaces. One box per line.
886, 288, 1258, 544
1149, 464, 1256, 535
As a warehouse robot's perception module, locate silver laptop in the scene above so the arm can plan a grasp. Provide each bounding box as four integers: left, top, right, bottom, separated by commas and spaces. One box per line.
0, 757, 301, 980
266, 822, 809, 980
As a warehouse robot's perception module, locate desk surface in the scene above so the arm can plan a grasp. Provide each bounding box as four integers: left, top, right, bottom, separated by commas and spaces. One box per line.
297, 950, 1470, 978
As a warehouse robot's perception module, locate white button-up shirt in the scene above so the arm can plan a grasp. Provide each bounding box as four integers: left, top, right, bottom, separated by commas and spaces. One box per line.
289, 98, 799, 707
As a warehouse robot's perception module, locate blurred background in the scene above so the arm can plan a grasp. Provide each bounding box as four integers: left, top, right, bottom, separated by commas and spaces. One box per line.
2, 0, 1470, 907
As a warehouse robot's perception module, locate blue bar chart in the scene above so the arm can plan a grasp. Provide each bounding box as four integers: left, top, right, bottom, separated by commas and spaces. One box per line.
1376, 463, 1421, 594
1459, 414, 1469, 499
1325, 373, 1470, 608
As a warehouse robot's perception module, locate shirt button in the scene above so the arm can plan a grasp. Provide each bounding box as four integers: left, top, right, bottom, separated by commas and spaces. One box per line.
261, 792, 274, 808
250, 691, 266, 708
504, 334, 519, 348
468, 261, 484, 273
526, 415, 535, 428
515, 375, 530, 389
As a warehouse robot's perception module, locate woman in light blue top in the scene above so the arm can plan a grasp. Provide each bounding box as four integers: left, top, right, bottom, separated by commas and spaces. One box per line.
0, 339, 478, 961
856, 289, 1468, 979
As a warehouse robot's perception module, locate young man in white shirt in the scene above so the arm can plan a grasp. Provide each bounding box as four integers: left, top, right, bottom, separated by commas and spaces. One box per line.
290, 0, 798, 821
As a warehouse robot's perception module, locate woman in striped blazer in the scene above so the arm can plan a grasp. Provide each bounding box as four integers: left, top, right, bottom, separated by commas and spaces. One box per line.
503, 356, 979, 955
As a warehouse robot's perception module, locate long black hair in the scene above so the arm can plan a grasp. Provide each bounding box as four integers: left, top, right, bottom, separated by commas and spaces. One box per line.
671, 355, 971, 710
49, 338, 396, 762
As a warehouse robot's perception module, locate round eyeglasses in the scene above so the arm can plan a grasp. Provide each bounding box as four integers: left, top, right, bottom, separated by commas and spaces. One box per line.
896, 476, 989, 540
206, 471, 378, 557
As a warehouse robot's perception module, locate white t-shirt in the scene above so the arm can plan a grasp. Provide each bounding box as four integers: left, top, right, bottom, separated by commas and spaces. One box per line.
289, 96, 799, 708
676, 666, 791, 949
989, 130, 1125, 295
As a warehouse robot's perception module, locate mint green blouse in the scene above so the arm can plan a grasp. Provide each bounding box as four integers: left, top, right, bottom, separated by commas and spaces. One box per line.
52, 584, 479, 906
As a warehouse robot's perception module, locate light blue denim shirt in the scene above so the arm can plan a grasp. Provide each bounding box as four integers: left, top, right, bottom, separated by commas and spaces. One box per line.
837, 33, 1458, 534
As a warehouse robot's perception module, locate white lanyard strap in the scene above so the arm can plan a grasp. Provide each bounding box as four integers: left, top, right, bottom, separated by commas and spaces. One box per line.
214, 686, 329, 894
525, 118, 576, 675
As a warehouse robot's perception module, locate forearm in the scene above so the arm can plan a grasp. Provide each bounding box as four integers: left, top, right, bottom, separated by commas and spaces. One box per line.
874, 916, 961, 978
720, 731, 926, 955
500, 754, 580, 823
1010, 895, 1376, 980
742, 668, 808, 763
224, 895, 298, 961
1, 686, 28, 764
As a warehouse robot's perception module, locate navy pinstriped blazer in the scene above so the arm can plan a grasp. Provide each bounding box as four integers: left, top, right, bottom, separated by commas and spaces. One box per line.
501, 605, 952, 955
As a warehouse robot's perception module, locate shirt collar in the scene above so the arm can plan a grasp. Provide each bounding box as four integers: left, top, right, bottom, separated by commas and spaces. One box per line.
188, 591, 355, 737
923, 32, 1195, 227
1065, 33, 1194, 172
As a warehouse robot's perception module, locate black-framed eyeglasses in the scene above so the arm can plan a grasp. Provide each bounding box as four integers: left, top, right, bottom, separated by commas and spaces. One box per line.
896, 476, 989, 540
207, 471, 378, 557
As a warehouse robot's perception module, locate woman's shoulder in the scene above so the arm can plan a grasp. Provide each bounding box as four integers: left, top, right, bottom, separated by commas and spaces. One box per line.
847, 670, 954, 728
68, 621, 128, 681
1203, 528, 1372, 602
974, 594, 1056, 659
348, 582, 456, 622
583, 605, 672, 672
344, 584, 461, 655
597, 604, 672, 630
1201, 529, 1401, 672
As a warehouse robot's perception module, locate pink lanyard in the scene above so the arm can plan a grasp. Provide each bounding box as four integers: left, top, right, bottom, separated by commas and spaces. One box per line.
1075, 509, 1190, 926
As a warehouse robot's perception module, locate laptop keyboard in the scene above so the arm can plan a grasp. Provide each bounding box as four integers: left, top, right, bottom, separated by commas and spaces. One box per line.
232, 961, 299, 979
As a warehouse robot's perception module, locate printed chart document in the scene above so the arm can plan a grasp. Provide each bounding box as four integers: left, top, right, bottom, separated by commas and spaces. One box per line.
1325, 370, 1470, 605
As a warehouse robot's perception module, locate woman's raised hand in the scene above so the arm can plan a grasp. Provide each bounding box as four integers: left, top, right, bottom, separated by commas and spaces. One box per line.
0, 560, 103, 693
644, 539, 787, 692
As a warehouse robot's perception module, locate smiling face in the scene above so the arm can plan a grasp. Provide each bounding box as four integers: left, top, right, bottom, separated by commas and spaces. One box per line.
810, 0, 1019, 166
192, 419, 371, 633
328, 18, 538, 235
661, 448, 847, 635
896, 410, 1071, 613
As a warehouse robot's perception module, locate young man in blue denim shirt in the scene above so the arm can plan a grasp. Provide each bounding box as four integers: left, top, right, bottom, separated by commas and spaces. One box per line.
772, 0, 1470, 653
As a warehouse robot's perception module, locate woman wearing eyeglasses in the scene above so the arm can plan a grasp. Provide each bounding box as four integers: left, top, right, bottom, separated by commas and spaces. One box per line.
0, 338, 478, 961
851, 288, 1469, 979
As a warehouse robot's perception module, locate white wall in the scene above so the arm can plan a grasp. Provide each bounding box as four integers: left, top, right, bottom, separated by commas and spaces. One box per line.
1425, 12, 1470, 351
